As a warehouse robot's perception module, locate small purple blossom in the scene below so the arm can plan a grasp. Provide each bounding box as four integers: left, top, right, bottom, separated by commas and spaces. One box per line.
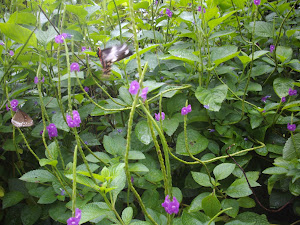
84, 86, 89, 92
160, 76, 164, 80
261, 95, 271, 103
253, 0, 261, 5
181, 107, 188, 115
162, 195, 180, 215
281, 97, 286, 103
155, 112, 165, 121
84, 141, 88, 145
198, 6, 206, 13
288, 88, 297, 96
140, 87, 148, 101
67, 208, 81, 225
10, 99, 19, 111
208, 129, 215, 132
40, 130, 43, 135
6, 104, 9, 111
70, 62, 80, 72
117, 129, 122, 133
244, 137, 248, 141
54, 35, 64, 44
129, 80, 140, 95
9, 50, 14, 56
34, 76, 39, 84
66, 110, 81, 128
204, 105, 209, 109
0, 41, 4, 46
81, 46, 86, 52
287, 123, 296, 132
186, 104, 192, 113
155, 0, 158, 4
41, 76, 45, 83
131, 176, 134, 183
166, 8, 173, 18
270, 45, 275, 53
60, 188, 65, 196
46, 123, 58, 140
160, 10, 164, 15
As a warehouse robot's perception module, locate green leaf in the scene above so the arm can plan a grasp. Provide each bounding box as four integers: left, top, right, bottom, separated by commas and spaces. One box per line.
8, 12, 36, 25
103, 135, 126, 156
39, 158, 58, 167
276, 46, 293, 63
235, 212, 269, 225
249, 21, 273, 37
0, 23, 37, 48
176, 129, 209, 156
119, 86, 133, 105
287, 59, 300, 72
80, 133, 101, 146
182, 210, 211, 225
191, 172, 214, 187
46, 141, 59, 160
133, 1, 149, 10
189, 192, 210, 212
195, 84, 228, 112
163, 117, 179, 136
273, 77, 294, 98
80, 203, 116, 224
211, 45, 239, 66
250, 65, 273, 77
37, 187, 56, 204
86, 152, 111, 164
2, 191, 24, 209
21, 205, 42, 225
221, 199, 239, 218
253, 50, 269, 60
52, 112, 69, 132
122, 207, 133, 225
145, 169, 164, 183
20, 170, 56, 183
208, 11, 236, 31
167, 49, 200, 64
35, 27, 57, 46
213, 163, 235, 180
282, 100, 300, 111
124, 44, 160, 64
129, 163, 149, 172
111, 164, 126, 204
202, 193, 221, 218
128, 151, 145, 160
283, 133, 300, 160
65, 5, 88, 20
262, 167, 288, 175
237, 197, 256, 208
135, 120, 156, 145
226, 177, 260, 198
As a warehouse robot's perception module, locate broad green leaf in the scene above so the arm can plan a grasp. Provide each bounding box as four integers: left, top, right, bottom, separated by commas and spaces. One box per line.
209, 30, 235, 39
79, 133, 101, 146
287, 59, 300, 72
166, 49, 200, 64
86, 152, 111, 164
253, 50, 269, 60
128, 151, 145, 160
65, 174, 101, 191
8, 12, 36, 25
276, 46, 293, 63
179, 11, 194, 22
65, 5, 88, 20
191, 172, 214, 187
20, 170, 56, 183
142, 80, 165, 92
80, 203, 116, 224
182, 210, 212, 225
262, 167, 288, 175
45, 141, 59, 160
221, 199, 239, 218
39, 158, 58, 167
273, 77, 294, 98
111, 164, 126, 204
237, 197, 256, 208
129, 163, 149, 172
135, 120, 157, 145
290, 179, 300, 196
250, 65, 273, 77
35, 27, 57, 46
226, 177, 260, 198
122, 207, 133, 225
208, 11, 236, 31
21, 205, 42, 225
211, 45, 239, 66
249, 21, 273, 37
176, 129, 209, 155
119, 86, 133, 105
213, 163, 235, 180
282, 100, 300, 111
133, 1, 149, 10
163, 117, 179, 136
145, 169, 163, 183
189, 192, 210, 212
124, 44, 160, 64
2, 191, 24, 209
283, 133, 300, 160
103, 135, 126, 156
195, 84, 228, 111
52, 112, 70, 132
235, 212, 269, 225
202, 193, 221, 218
37, 187, 56, 204
0, 23, 37, 48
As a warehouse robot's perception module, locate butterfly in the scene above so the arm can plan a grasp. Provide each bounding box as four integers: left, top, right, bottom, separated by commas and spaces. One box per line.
96, 44, 133, 75
11, 109, 34, 127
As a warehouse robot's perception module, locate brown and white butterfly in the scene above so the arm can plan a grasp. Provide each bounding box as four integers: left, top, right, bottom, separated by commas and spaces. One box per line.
11, 109, 34, 127
96, 44, 133, 75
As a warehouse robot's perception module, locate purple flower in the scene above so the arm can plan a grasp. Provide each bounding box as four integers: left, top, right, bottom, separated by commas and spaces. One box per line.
131, 176, 134, 183
181, 107, 188, 115
281, 97, 286, 103
67, 208, 81, 225
208, 129, 215, 132
34, 76, 39, 84
155, 0, 158, 4
160, 76, 164, 80
204, 105, 209, 109
166, 8, 173, 18
288, 88, 297, 96
129, 80, 140, 95
198, 6, 206, 13
55, 35, 64, 44
60, 188, 65, 196
66, 110, 81, 128
61, 33, 71, 39
155, 112, 165, 121
140, 87, 148, 101
270, 45, 275, 53
287, 123, 296, 132
40, 130, 43, 135
70, 62, 80, 72
117, 129, 122, 133
261, 95, 271, 103
46, 123, 58, 140
81, 46, 86, 52
160, 10, 164, 15
186, 104, 192, 113
10, 99, 19, 111
162, 195, 180, 215
9, 50, 14, 56
0, 41, 4, 46
6, 104, 9, 111
84, 141, 88, 145
84, 86, 89, 92
244, 137, 248, 141
253, 0, 261, 5
41, 76, 45, 83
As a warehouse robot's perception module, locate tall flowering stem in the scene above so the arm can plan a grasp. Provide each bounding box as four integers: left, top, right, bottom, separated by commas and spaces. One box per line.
71, 145, 78, 214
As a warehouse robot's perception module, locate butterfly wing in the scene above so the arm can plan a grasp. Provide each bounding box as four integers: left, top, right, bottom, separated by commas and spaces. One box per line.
97, 44, 132, 75
11, 109, 34, 127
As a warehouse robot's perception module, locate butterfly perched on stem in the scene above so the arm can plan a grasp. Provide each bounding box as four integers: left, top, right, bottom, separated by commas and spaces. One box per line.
96, 44, 133, 75
11, 109, 34, 127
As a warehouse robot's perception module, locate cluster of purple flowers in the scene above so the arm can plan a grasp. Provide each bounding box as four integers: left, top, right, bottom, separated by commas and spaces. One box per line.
166, 8, 173, 18
253, 0, 261, 5
288, 88, 297, 96
67, 208, 81, 225
128, 80, 148, 101
155, 112, 165, 121
66, 110, 81, 128
70, 62, 80, 72
162, 195, 180, 215
46, 123, 58, 140
6, 99, 19, 112
287, 123, 296, 132
84, 86, 89, 92
9, 50, 14, 56
81, 46, 91, 52
54, 33, 71, 44
181, 104, 192, 115
198, 6, 206, 13
34, 76, 45, 84
270, 45, 275, 53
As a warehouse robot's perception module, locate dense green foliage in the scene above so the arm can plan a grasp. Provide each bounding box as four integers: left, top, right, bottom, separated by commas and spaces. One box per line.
0, 0, 300, 224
